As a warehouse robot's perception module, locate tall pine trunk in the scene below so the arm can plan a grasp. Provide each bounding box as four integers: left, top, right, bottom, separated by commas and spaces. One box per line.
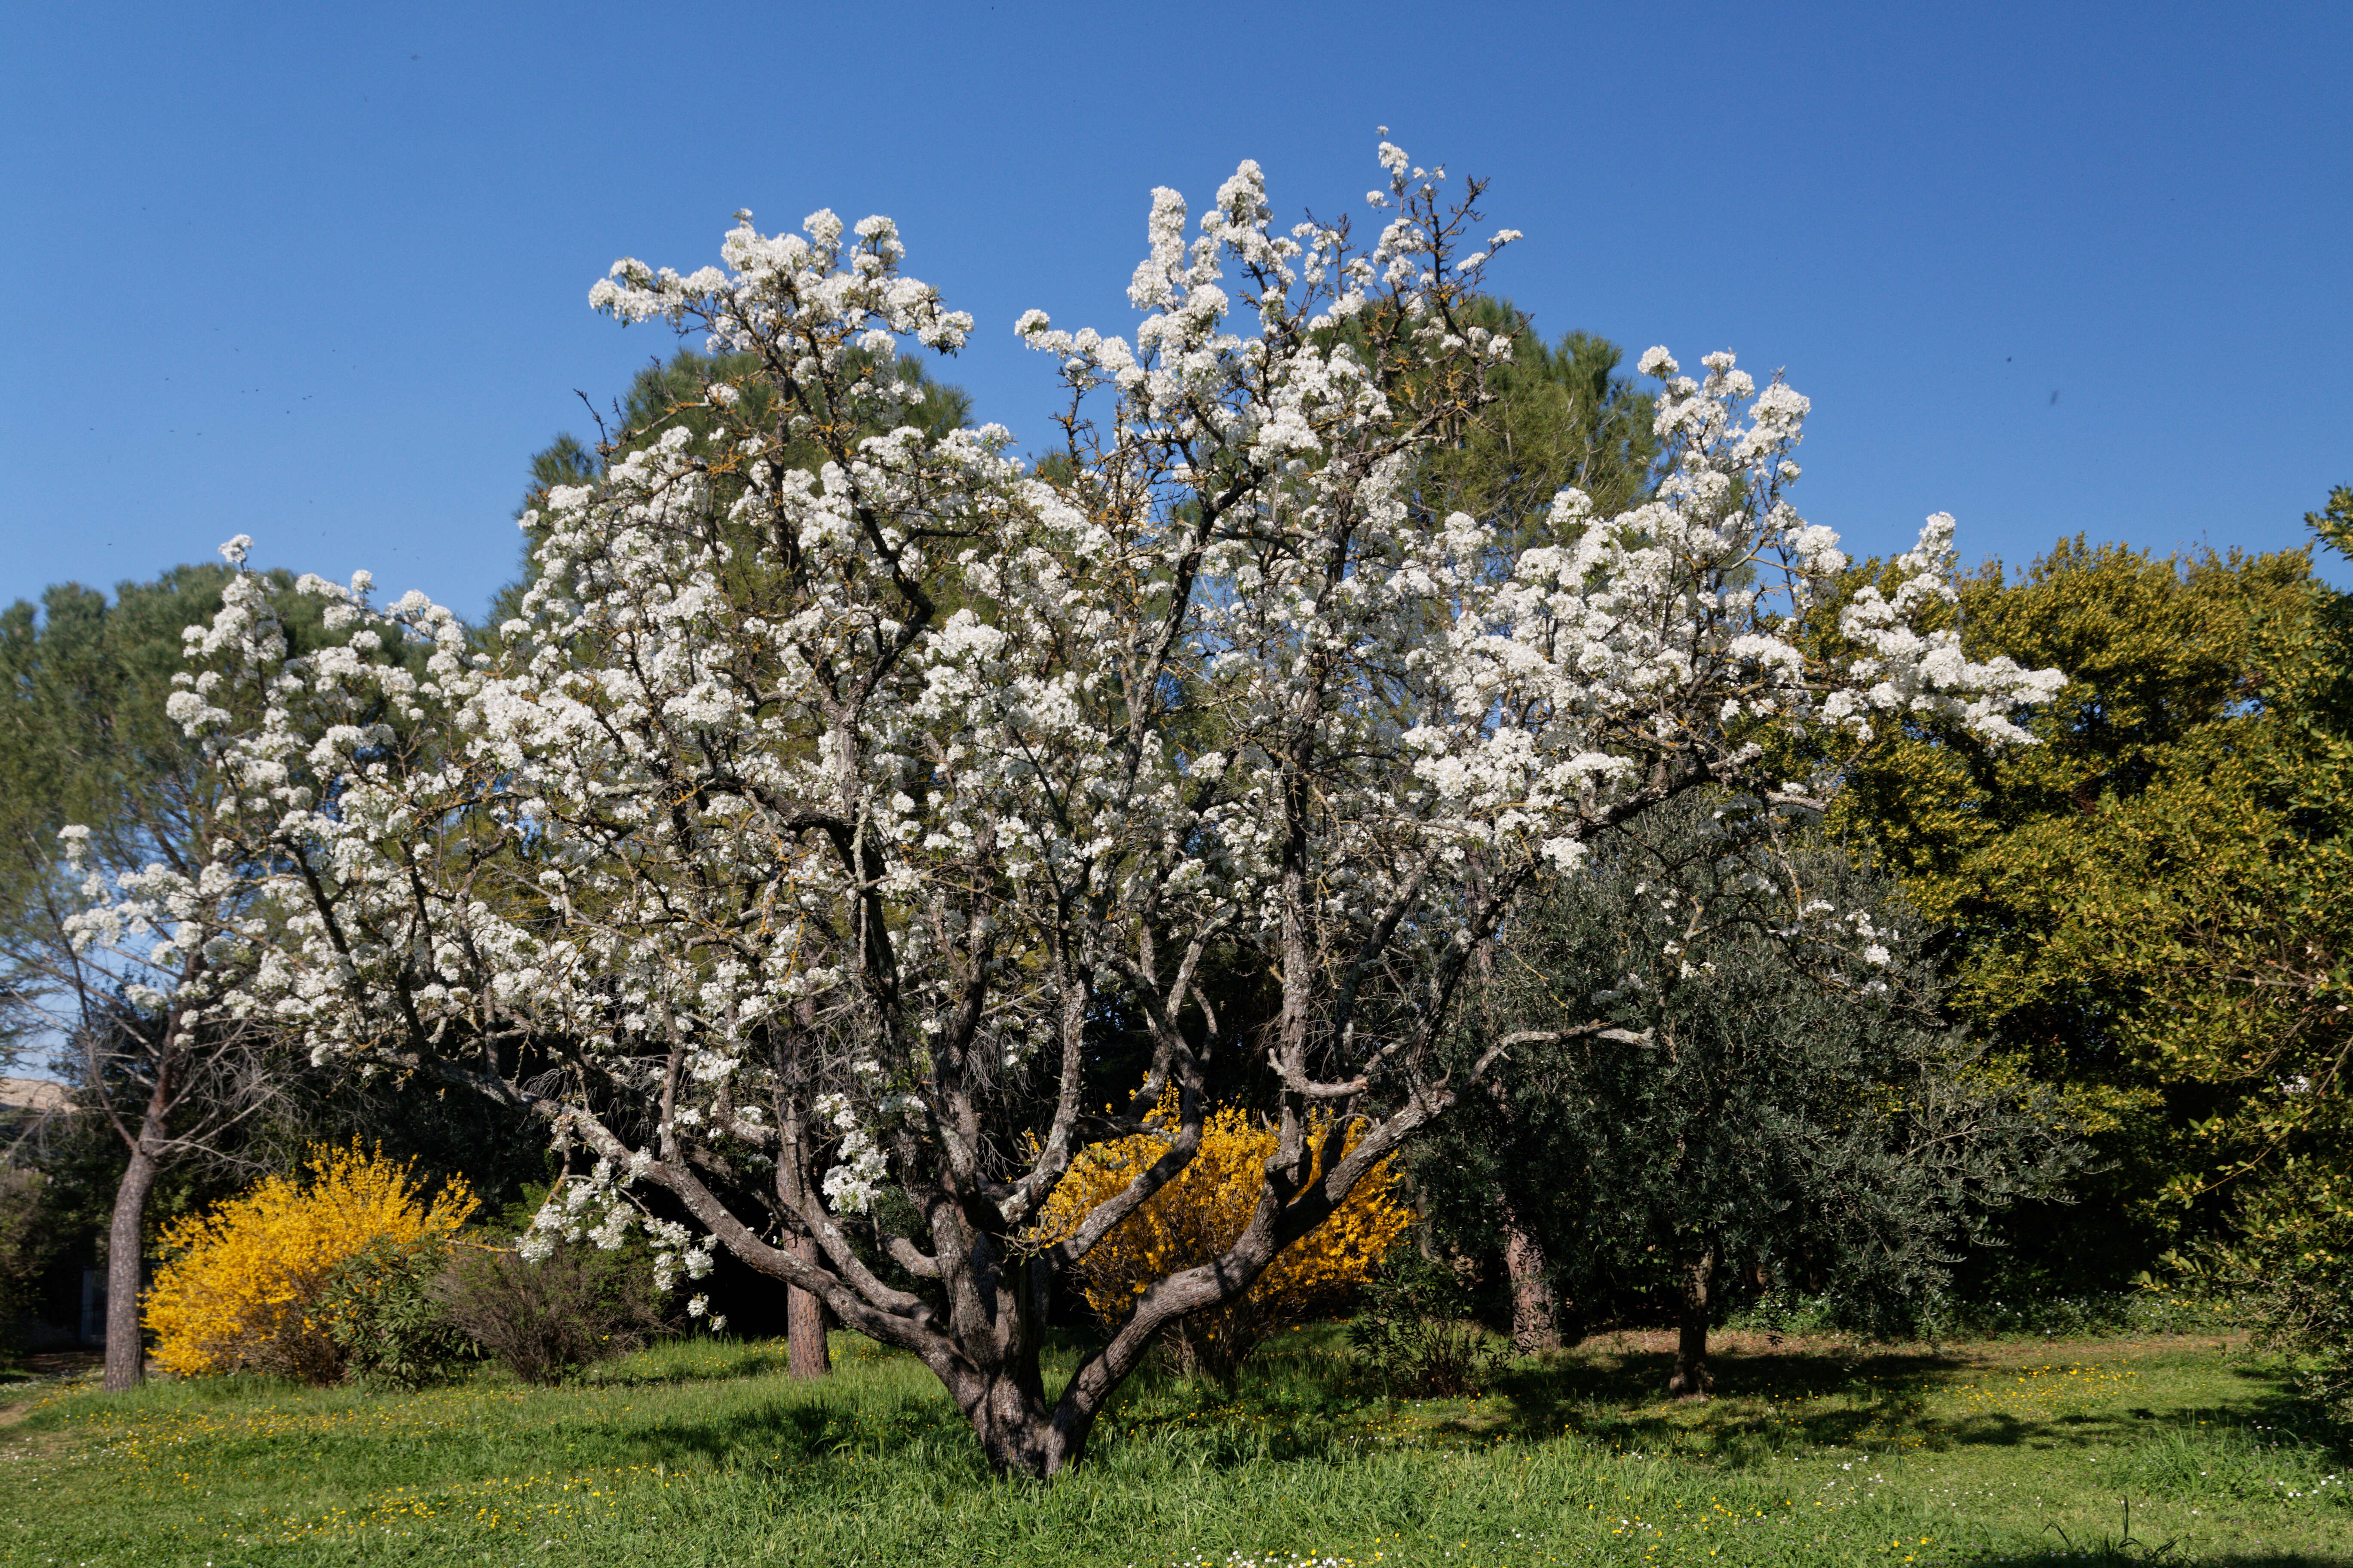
101, 1141, 158, 1391
98, 989, 199, 1393
785, 1231, 831, 1379
1666, 1243, 1715, 1400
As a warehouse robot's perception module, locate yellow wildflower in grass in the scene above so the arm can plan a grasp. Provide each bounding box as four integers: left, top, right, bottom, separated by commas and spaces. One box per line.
1035, 1096, 1411, 1386
145, 1142, 476, 1383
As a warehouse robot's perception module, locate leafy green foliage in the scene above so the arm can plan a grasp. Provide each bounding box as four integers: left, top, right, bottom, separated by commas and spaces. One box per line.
1815, 529, 2353, 1289
1423, 795, 2082, 1347
2243, 1246, 2353, 1432
316, 1235, 477, 1389
0, 566, 232, 1060
437, 1240, 673, 1386
1403, 297, 1657, 544
0, 1164, 48, 1362
1344, 1249, 1511, 1398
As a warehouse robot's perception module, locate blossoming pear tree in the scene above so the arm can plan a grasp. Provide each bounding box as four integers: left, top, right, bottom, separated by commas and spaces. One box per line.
78, 139, 2060, 1474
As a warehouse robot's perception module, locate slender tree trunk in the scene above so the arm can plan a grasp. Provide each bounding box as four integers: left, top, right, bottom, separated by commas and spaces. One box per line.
785, 1231, 831, 1379
1503, 1217, 1560, 1355
101, 1143, 158, 1392
1666, 1243, 1715, 1400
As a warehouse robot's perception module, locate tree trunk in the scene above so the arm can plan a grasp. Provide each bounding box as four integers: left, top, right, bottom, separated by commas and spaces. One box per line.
785, 1231, 831, 1379
620, 1035, 1444, 1478
102, 1143, 158, 1392
1666, 1243, 1715, 1400
956, 1363, 1077, 1478
1503, 1218, 1560, 1354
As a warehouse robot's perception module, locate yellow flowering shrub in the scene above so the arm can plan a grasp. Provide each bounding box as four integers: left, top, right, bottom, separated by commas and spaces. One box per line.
145, 1144, 476, 1384
1036, 1099, 1411, 1386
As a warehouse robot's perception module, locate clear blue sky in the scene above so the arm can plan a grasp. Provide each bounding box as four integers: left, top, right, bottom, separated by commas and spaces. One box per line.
5, 1, 2349, 621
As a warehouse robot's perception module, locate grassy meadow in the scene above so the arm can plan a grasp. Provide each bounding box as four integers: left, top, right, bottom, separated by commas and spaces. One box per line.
2, 1326, 2347, 1568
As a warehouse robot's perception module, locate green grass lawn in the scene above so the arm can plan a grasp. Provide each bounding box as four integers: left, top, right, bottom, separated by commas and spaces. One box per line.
2, 1326, 2346, 1568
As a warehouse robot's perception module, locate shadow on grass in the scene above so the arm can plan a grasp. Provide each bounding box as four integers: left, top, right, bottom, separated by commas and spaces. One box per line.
1970, 1553, 2348, 1567
1498, 1342, 1965, 1415
581, 1332, 1381, 1477
0, 1350, 99, 1390
584, 1345, 795, 1387
479, 1327, 2350, 1489
615, 1394, 995, 1478
1479, 1343, 1986, 1464
1454, 1335, 2351, 1468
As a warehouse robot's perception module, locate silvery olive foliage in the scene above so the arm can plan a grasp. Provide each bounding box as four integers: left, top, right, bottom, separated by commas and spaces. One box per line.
1425, 793, 2083, 1375
63, 139, 2058, 1473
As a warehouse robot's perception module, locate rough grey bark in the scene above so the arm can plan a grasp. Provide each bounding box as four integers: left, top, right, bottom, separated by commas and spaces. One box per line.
1503, 1218, 1560, 1355
577, 1070, 1455, 1477
1667, 1243, 1716, 1400
230, 172, 1739, 1475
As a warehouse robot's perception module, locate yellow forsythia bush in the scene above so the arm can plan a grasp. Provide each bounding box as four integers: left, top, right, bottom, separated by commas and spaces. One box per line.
145, 1143, 475, 1384
1037, 1099, 1410, 1385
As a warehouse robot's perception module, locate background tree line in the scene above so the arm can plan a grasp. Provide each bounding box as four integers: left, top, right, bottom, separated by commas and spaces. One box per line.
3, 315, 2344, 1421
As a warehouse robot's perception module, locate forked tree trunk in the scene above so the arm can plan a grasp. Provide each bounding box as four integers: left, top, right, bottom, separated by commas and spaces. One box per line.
927, 1243, 1101, 1476
622, 1028, 1445, 1477
101, 1143, 159, 1392
1666, 1243, 1715, 1400
785, 1232, 831, 1378
1502, 1218, 1560, 1354
952, 1357, 1079, 1477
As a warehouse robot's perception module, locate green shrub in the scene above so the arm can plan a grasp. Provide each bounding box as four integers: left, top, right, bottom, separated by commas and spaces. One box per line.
316, 1235, 475, 1388
1345, 1250, 1509, 1398
144, 1143, 476, 1384
436, 1241, 672, 1385
2246, 1253, 2353, 1432
0, 1165, 49, 1365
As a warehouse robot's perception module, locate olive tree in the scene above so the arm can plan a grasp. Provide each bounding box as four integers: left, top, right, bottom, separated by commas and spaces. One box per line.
1424, 793, 2082, 1394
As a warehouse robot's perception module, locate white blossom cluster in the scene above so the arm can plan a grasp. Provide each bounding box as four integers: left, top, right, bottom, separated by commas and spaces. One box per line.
64, 140, 2059, 1398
